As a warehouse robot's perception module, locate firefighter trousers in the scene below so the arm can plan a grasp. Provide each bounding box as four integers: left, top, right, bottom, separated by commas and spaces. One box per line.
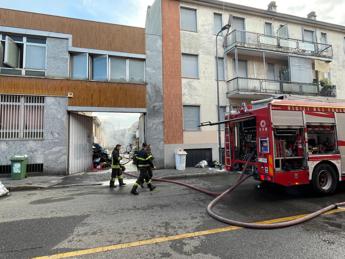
136, 167, 151, 186
111, 168, 123, 180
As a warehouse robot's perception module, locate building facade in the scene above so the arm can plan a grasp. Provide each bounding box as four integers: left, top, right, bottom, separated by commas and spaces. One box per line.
0, 8, 146, 175
145, 0, 345, 168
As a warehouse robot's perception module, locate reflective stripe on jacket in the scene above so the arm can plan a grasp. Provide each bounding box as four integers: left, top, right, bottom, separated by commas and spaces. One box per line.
136, 149, 153, 168
112, 149, 121, 169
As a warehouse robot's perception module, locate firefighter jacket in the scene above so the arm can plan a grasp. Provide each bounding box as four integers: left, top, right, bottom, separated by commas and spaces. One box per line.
135, 149, 154, 168
112, 149, 122, 169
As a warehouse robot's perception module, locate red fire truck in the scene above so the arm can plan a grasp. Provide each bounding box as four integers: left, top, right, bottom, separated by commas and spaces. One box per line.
224, 98, 345, 194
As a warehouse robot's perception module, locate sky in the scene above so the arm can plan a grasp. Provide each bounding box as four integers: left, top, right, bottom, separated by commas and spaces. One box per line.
0, 0, 344, 27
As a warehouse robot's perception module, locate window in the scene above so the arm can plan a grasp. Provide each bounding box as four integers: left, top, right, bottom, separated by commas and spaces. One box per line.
214, 13, 223, 35
92, 55, 107, 81
307, 125, 337, 155
267, 63, 275, 80
216, 57, 225, 81
25, 45, 46, 70
182, 54, 198, 78
4, 36, 21, 68
183, 106, 200, 131
129, 59, 145, 82
70, 53, 145, 83
320, 32, 327, 44
304, 29, 315, 42
278, 25, 288, 39
264, 22, 273, 36
0, 95, 44, 140
0, 34, 46, 76
71, 53, 88, 80
180, 7, 197, 32
219, 106, 226, 130
110, 57, 126, 81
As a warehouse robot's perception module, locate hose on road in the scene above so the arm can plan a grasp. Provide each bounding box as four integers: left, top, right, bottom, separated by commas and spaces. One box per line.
121, 157, 345, 229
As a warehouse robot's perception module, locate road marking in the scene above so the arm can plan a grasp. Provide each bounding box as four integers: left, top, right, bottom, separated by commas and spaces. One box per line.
34, 208, 345, 259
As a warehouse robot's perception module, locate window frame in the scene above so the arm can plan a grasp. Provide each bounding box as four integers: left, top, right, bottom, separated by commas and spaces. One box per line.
180, 7, 198, 32
264, 22, 274, 36
0, 95, 44, 140
24, 42, 47, 71
91, 54, 108, 81
303, 29, 316, 43
70, 52, 89, 80
320, 32, 327, 44
219, 106, 227, 130
109, 56, 127, 82
70, 52, 145, 83
0, 34, 47, 76
216, 57, 225, 81
182, 53, 199, 79
128, 58, 146, 83
214, 13, 223, 35
183, 105, 201, 131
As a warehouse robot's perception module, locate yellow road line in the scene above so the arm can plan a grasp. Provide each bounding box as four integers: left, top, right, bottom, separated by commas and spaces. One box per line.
34, 208, 345, 259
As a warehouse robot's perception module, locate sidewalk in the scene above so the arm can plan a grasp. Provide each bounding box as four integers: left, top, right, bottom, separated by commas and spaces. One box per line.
0, 167, 229, 192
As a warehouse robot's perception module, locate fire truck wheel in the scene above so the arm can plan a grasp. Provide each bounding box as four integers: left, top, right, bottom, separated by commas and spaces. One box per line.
312, 163, 338, 194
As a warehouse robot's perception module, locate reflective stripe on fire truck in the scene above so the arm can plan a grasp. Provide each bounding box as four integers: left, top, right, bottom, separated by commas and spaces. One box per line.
268, 155, 274, 177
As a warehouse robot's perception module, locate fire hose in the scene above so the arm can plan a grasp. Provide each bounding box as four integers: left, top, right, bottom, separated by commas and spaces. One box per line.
121, 156, 345, 229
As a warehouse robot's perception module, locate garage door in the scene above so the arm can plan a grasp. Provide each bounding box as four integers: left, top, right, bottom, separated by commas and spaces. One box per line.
69, 113, 93, 174
185, 148, 213, 167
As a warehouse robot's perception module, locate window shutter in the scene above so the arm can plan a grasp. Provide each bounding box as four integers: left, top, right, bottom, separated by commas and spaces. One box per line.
4, 36, 19, 68
181, 8, 197, 32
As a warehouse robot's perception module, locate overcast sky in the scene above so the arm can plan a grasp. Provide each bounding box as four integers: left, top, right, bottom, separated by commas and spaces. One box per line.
0, 0, 344, 27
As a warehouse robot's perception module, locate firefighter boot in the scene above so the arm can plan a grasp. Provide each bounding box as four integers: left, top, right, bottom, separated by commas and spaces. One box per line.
148, 183, 156, 191
119, 177, 126, 187
131, 184, 139, 195
109, 179, 116, 188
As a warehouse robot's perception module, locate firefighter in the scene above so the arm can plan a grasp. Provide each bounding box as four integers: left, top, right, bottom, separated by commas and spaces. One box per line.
131, 143, 156, 195
109, 144, 126, 188
146, 144, 155, 183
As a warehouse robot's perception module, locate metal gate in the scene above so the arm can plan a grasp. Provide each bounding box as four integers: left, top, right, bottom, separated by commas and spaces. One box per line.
69, 113, 93, 174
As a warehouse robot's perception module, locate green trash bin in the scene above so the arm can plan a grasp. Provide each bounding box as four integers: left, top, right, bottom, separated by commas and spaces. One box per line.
11, 155, 28, 180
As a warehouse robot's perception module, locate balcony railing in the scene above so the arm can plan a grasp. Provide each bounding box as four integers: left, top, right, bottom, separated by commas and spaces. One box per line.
224, 30, 333, 59
227, 77, 336, 97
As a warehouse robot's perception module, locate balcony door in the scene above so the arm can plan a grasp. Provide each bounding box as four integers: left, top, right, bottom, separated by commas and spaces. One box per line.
233, 17, 245, 43
234, 59, 248, 91
288, 57, 315, 94
237, 60, 248, 78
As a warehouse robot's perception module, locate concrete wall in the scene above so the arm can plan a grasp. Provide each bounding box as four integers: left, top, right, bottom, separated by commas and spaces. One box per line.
46, 37, 69, 78
181, 1, 345, 98
177, 2, 229, 163
0, 96, 68, 175
176, 1, 345, 165
145, 0, 165, 168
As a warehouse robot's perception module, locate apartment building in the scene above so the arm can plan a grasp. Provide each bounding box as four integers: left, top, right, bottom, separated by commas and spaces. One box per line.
145, 0, 345, 168
0, 8, 146, 175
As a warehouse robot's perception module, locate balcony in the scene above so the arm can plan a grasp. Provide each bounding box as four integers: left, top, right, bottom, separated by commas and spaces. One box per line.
227, 77, 336, 98
224, 30, 333, 60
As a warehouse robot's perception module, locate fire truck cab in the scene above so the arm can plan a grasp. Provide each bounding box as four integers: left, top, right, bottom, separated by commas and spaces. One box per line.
224, 98, 345, 194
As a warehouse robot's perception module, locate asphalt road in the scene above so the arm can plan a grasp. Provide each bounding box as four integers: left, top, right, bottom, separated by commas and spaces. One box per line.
1, 174, 345, 259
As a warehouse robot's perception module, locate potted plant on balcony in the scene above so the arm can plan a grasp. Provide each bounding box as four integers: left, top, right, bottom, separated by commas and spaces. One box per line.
319, 79, 336, 97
